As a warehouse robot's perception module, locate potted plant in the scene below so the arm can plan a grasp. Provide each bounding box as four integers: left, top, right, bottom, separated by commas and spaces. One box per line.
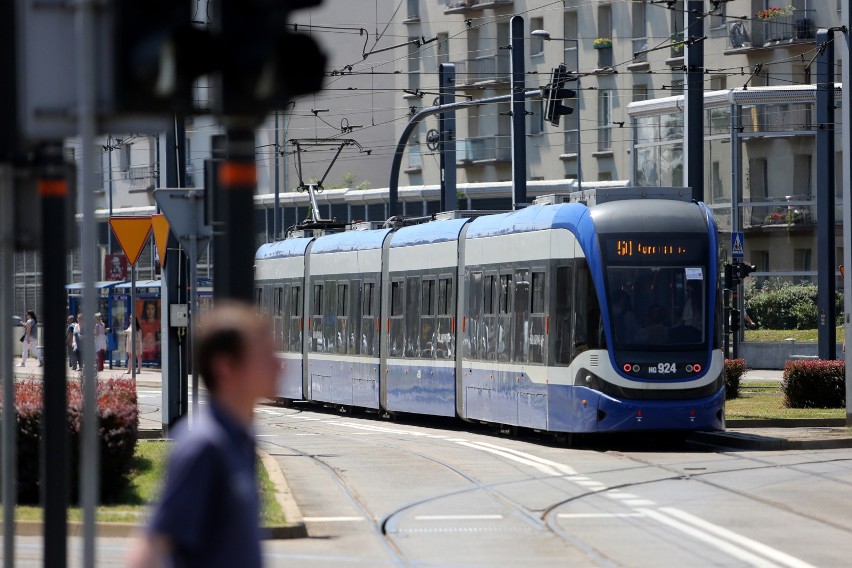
755, 6, 794, 19
593, 37, 612, 49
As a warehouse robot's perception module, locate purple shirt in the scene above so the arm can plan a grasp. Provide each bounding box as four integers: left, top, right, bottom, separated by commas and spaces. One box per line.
148, 402, 262, 568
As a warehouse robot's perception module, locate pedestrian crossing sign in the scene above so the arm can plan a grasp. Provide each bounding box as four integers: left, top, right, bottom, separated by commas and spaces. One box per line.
732, 232, 744, 259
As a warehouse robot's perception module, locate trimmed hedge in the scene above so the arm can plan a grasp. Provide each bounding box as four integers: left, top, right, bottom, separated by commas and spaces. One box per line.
782, 360, 846, 409
2, 378, 139, 504
746, 283, 843, 330
724, 358, 748, 400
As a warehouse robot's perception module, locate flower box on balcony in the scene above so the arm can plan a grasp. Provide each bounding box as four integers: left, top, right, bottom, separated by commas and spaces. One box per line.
593, 38, 612, 49
755, 6, 794, 20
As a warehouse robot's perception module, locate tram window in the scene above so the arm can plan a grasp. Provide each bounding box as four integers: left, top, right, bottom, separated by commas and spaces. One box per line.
513, 270, 530, 363
422, 279, 435, 316
438, 278, 453, 315
255, 288, 263, 308
498, 274, 511, 314
362, 282, 375, 315
406, 277, 421, 357
575, 263, 605, 357
312, 284, 323, 315
349, 281, 361, 355
276, 288, 284, 316
291, 285, 302, 316
337, 284, 348, 317
391, 280, 404, 317
467, 271, 483, 359
483, 275, 495, 314
531, 272, 545, 314
553, 266, 573, 365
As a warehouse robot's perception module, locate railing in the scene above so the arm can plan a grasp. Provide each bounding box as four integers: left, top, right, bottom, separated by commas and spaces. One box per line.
457, 137, 511, 163
727, 9, 816, 49
467, 53, 510, 83
741, 195, 815, 228
632, 38, 648, 63
124, 166, 156, 190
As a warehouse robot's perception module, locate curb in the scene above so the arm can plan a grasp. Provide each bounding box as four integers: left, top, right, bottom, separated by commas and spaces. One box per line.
258, 449, 308, 539
2, 521, 142, 538
726, 418, 847, 428
691, 431, 852, 451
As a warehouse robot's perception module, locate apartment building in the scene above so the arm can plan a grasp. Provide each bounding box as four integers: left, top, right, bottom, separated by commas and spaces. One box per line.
396, 0, 839, 187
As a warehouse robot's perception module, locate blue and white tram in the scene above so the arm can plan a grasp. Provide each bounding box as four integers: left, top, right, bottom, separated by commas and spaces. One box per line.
255, 190, 725, 434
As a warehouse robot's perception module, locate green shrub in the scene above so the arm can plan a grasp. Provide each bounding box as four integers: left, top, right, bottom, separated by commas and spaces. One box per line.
782, 360, 845, 408
746, 282, 843, 330
724, 358, 747, 399
2, 378, 139, 504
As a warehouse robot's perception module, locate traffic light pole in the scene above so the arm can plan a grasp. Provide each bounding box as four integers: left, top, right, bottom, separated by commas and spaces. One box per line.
39, 143, 69, 568
388, 90, 543, 217
510, 16, 527, 209
684, 0, 704, 203
217, 127, 257, 303
1, 164, 16, 568
439, 64, 458, 212
816, 28, 837, 360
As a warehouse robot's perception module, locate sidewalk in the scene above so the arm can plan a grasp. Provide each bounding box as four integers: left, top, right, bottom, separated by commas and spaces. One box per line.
13, 358, 164, 389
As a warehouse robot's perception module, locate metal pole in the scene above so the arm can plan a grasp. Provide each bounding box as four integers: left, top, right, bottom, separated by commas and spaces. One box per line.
108, 138, 113, 252
131, 265, 137, 379
1, 164, 17, 568
40, 144, 69, 568
76, 0, 99, 561
842, 0, 852, 425
439, 63, 457, 212
388, 90, 543, 216
274, 111, 280, 239
576, 78, 582, 191
684, 0, 704, 202
189, 235, 199, 416
816, 29, 837, 360
510, 16, 527, 209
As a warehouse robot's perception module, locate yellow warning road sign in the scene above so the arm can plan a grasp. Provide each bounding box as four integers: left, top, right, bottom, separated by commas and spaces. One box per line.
109, 216, 152, 266
151, 214, 171, 268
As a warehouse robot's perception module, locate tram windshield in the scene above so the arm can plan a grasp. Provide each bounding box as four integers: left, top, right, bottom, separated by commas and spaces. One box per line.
601, 235, 708, 350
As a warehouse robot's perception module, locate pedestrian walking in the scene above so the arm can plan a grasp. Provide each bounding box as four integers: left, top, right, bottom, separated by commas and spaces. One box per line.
19, 310, 43, 367
73, 313, 85, 369
124, 318, 142, 374
128, 301, 280, 568
94, 312, 107, 372
66, 315, 78, 371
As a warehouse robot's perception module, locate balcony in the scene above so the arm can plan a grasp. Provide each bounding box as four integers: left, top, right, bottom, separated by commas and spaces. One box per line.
742, 195, 815, 230
444, 0, 512, 14
454, 53, 509, 86
726, 10, 816, 51
457, 137, 511, 164
124, 166, 156, 191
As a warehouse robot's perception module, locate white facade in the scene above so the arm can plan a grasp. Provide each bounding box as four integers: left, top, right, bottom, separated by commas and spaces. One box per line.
395, 0, 840, 187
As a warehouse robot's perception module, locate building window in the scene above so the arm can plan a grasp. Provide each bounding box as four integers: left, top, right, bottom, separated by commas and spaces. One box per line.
407, 0, 419, 20
598, 90, 612, 150
120, 144, 132, 171
632, 0, 647, 62
794, 248, 812, 272
597, 4, 612, 41
408, 37, 420, 90
670, 0, 684, 57
632, 85, 648, 102
436, 32, 449, 66
530, 17, 544, 56
710, 76, 727, 90
530, 100, 544, 135
793, 154, 812, 195
710, 0, 726, 28
563, 11, 578, 71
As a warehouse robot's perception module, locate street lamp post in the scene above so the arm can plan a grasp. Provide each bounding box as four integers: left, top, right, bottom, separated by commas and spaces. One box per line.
531, 29, 582, 191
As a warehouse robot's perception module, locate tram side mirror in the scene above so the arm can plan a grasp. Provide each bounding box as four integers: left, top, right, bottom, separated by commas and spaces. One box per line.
169, 304, 189, 328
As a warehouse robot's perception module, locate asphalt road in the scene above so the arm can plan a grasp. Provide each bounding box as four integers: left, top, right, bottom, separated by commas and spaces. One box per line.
5, 390, 852, 567
258, 403, 852, 567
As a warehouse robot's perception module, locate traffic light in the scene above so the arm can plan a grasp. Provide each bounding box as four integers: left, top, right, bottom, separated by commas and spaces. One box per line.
211, 0, 326, 118
544, 64, 576, 127
735, 262, 756, 281
113, 0, 214, 114
724, 263, 734, 289
730, 308, 741, 333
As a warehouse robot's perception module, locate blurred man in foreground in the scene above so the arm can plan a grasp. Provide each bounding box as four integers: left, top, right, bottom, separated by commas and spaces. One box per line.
129, 301, 280, 568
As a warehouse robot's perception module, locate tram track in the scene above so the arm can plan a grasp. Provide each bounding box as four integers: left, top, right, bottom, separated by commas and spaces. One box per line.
258, 407, 634, 566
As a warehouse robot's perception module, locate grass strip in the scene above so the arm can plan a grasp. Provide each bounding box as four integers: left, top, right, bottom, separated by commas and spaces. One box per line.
15, 439, 286, 526
727, 382, 845, 420
744, 327, 845, 343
